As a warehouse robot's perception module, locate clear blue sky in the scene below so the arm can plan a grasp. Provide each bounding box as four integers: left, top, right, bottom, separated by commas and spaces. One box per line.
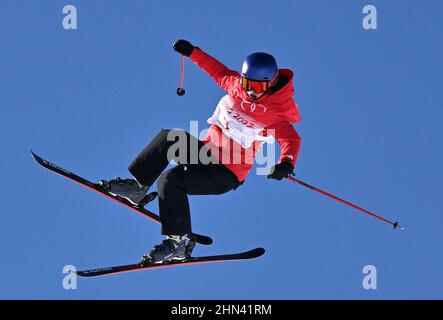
1, 0, 442, 299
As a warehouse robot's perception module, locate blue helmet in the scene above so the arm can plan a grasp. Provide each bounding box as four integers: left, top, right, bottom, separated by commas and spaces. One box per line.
241, 52, 278, 81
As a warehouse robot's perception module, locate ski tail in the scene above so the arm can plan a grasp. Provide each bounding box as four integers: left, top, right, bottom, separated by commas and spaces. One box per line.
76, 248, 265, 277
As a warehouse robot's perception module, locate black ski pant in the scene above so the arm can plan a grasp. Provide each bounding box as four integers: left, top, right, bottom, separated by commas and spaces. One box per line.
128, 129, 240, 235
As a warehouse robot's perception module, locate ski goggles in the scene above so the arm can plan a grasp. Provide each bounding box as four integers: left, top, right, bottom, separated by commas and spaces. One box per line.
241, 77, 272, 94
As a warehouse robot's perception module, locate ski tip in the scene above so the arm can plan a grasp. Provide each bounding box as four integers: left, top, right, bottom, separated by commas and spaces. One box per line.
29, 149, 41, 162
75, 269, 111, 278
249, 247, 266, 258
75, 271, 91, 278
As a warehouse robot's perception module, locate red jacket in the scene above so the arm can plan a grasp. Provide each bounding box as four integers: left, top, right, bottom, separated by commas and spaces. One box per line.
190, 48, 301, 182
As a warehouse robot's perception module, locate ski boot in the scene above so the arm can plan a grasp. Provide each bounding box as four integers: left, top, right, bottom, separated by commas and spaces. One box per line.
139, 235, 196, 266
98, 176, 151, 207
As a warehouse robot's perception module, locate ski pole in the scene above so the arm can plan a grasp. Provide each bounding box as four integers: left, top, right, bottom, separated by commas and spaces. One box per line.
176, 55, 186, 96
287, 176, 405, 231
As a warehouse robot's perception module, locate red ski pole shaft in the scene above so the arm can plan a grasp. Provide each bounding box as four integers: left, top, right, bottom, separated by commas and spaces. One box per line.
287, 176, 404, 230
176, 55, 186, 96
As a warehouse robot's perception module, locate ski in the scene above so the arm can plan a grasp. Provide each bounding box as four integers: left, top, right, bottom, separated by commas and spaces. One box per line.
30, 150, 213, 246
76, 248, 265, 277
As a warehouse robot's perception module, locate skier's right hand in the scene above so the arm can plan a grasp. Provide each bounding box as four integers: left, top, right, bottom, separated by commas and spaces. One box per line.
267, 161, 295, 181
173, 39, 195, 57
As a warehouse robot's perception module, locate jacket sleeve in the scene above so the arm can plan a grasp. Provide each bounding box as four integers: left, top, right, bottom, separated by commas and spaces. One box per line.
267, 121, 301, 167
189, 48, 239, 93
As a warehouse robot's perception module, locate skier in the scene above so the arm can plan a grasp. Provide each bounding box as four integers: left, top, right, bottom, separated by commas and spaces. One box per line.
100, 39, 302, 265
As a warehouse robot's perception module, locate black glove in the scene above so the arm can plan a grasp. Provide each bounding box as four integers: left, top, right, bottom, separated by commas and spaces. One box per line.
267, 162, 294, 180
173, 39, 195, 57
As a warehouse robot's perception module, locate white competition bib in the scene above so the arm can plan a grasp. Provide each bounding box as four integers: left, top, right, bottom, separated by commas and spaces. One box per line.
207, 95, 274, 148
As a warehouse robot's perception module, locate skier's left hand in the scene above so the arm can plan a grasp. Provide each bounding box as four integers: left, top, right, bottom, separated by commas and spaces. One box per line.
267, 161, 294, 180
173, 39, 195, 57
